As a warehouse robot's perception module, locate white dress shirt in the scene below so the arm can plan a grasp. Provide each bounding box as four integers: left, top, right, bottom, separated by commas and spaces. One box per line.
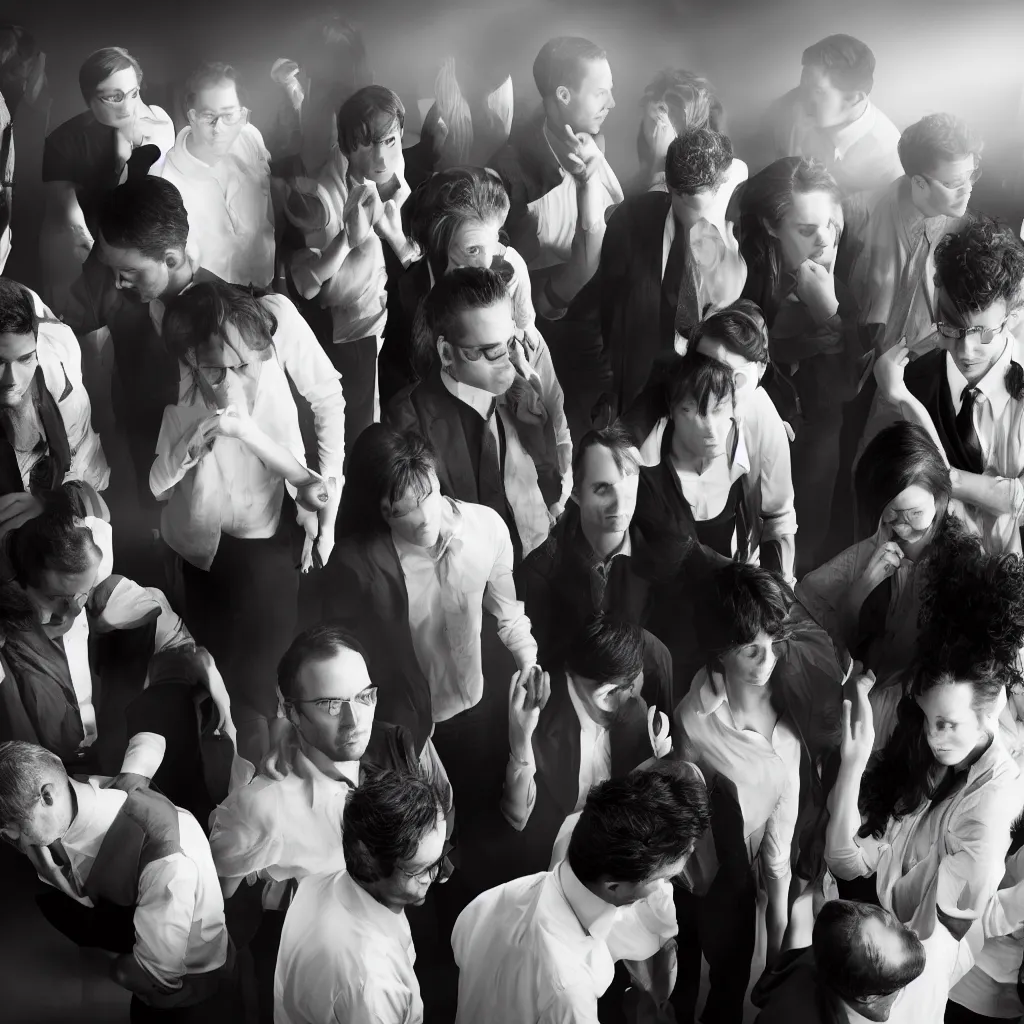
157, 124, 275, 288
393, 497, 537, 721
674, 428, 750, 522
566, 676, 612, 812
275, 869, 422, 1024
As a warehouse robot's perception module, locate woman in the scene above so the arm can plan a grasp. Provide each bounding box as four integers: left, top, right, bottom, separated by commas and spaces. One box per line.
40, 47, 174, 313
150, 281, 333, 763
739, 157, 869, 574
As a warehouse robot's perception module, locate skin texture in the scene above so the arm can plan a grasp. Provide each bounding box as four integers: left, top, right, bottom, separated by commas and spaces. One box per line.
799, 64, 865, 131
908, 153, 976, 219
916, 681, 991, 768
361, 813, 447, 911
551, 58, 616, 137
447, 218, 503, 271
572, 443, 640, 558
0, 329, 38, 409
438, 299, 518, 395
382, 471, 445, 548
187, 78, 247, 164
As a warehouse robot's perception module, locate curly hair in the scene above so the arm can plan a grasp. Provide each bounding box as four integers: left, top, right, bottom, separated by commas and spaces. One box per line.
898, 113, 981, 179
664, 128, 734, 196
934, 217, 1024, 317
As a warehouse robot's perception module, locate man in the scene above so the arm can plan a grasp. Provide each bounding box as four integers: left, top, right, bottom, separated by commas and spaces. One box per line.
752, 900, 926, 1024
452, 760, 710, 1023
0, 740, 239, 1020
594, 126, 747, 417
501, 617, 671, 874
777, 34, 902, 196
843, 113, 980, 356
0, 277, 108, 504
274, 769, 449, 1024
157, 62, 275, 289
291, 84, 419, 445
870, 218, 1024, 555
387, 267, 563, 561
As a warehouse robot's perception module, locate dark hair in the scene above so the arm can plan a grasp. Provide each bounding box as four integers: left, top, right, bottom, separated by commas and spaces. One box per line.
184, 61, 245, 112
0, 277, 38, 339
571, 425, 641, 489
0, 25, 39, 113
858, 526, 1024, 837
898, 113, 981, 180
301, 11, 369, 75
739, 157, 842, 326
337, 85, 405, 156
665, 128, 734, 196
277, 622, 368, 703
666, 348, 735, 415
97, 177, 189, 261
568, 761, 711, 884
801, 34, 875, 95
566, 617, 645, 684
407, 167, 510, 280
533, 36, 607, 99
690, 299, 769, 364
342, 769, 446, 884
422, 265, 509, 352
934, 217, 1024, 317
854, 422, 951, 540
79, 46, 142, 104
0, 741, 66, 829
813, 901, 926, 1001
637, 69, 720, 168
336, 424, 437, 539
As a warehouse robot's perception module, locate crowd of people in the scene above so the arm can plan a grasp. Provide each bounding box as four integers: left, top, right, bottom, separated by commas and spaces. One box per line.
2, 14, 1024, 1024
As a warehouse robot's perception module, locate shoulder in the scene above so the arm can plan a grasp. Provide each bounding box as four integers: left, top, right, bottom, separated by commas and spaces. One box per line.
46, 111, 100, 148
456, 500, 510, 542
237, 123, 270, 161
870, 104, 902, 144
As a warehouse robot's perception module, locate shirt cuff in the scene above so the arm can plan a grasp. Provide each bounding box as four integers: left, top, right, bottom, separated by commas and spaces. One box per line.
120, 732, 167, 779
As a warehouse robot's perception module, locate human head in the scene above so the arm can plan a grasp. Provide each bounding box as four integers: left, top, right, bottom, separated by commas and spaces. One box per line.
337, 423, 445, 548
567, 759, 711, 907
813, 900, 926, 1021
0, 741, 73, 845
570, 426, 642, 542
637, 69, 720, 168
299, 11, 370, 95
79, 46, 143, 129
932, 218, 1024, 386
0, 24, 42, 115
424, 266, 517, 394
665, 128, 734, 227
337, 85, 405, 187
0, 277, 39, 410
278, 623, 376, 762
695, 562, 789, 686
666, 349, 736, 462
899, 114, 981, 219
565, 618, 645, 726
533, 36, 614, 136
342, 769, 448, 910
407, 167, 510, 280
184, 62, 249, 159
96, 177, 190, 303
800, 35, 874, 130
854, 422, 951, 556
691, 300, 769, 413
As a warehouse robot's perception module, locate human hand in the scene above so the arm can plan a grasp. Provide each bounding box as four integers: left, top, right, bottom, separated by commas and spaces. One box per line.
509, 666, 549, 759
840, 670, 876, 771
874, 338, 911, 402
558, 123, 604, 182
342, 180, 383, 248
793, 258, 839, 323
650, 109, 677, 167
647, 706, 673, 759
184, 415, 222, 463
102, 773, 151, 796
858, 537, 905, 593
270, 58, 304, 110
0, 491, 44, 542
212, 404, 255, 444
194, 647, 231, 734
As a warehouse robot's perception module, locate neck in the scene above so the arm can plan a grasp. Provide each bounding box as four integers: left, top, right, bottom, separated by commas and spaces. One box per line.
826, 99, 868, 137
185, 130, 224, 167
358, 877, 405, 915
62, 779, 79, 838
670, 431, 712, 474
582, 518, 627, 560
162, 262, 196, 302
720, 668, 769, 711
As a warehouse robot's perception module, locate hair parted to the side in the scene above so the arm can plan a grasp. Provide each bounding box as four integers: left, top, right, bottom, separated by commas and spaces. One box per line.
184, 61, 246, 112
666, 348, 736, 416
0, 741, 66, 829
336, 85, 405, 156
898, 113, 981, 179
97, 177, 189, 261
342, 769, 446, 885
277, 622, 368, 703
420, 265, 509, 365
79, 46, 142, 103
689, 299, 769, 365
665, 128, 734, 196
801, 34, 875, 94
570, 424, 642, 489
637, 69, 721, 168
0, 277, 39, 339
532, 36, 607, 99
566, 617, 645, 683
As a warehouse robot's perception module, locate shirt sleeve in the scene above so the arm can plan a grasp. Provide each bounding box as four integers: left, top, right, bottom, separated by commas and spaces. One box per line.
149, 404, 204, 500
748, 391, 796, 544
538, 988, 602, 1024
119, 731, 167, 778
331, 975, 414, 1024
525, 332, 573, 500
759, 727, 801, 881
824, 809, 885, 882
133, 853, 201, 990
418, 738, 454, 818
481, 513, 538, 668
208, 787, 285, 887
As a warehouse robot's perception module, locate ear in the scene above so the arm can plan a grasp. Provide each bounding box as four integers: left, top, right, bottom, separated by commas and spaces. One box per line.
437, 336, 454, 369
165, 247, 187, 270
40, 782, 56, 808
186, 108, 198, 127
555, 85, 572, 108
846, 90, 867, 109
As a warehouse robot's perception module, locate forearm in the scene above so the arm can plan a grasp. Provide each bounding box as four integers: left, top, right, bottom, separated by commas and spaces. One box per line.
291, 234, 352, 299
825, 761, 870, 878
500, 751, 537, 830
764, 872, 791, 957
951, 468, 1023, 518
242, 427, 317, 488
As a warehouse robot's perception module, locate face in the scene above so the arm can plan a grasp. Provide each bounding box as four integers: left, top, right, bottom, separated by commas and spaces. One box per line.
446, 218, 503, 272
347, 119, 404, 187
603, 850, 694, 907
800, 64, 861, 129
1, 779, 73, 846
287, 647, 377, 762
670, 186, 722, 228
0, 330, 38, 409
770, 189, 840, 270
373, 813, 447, 908
913, 154, 977, 219
87, 67, 141, 128
382, 471, 446, 548
98, 235, 183, 303
880, 483, 937, 558
720, 630, 778, 688
440, 299, 518, 394
574, 443, 640, 539
189, 79, 247, 156
570, 670, 642, 727
671, 390, 734, 461
695, 335, 764, 416
916, 681, 989, 767
24, 547, 103, 632
936, 293, 1013, 385
558, 58, 615, 136
194, 323, 263, 408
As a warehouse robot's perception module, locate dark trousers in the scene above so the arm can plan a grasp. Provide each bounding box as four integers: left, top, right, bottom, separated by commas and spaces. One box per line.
250, 909, 286, 1024
945, 1002, 1012, 1024
327, 334, 379, 452
791, 400, 845, 578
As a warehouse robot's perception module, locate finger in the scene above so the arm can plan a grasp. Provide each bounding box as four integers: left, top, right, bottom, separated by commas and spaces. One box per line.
508, 670, 523, 704
0, 508, 40, 536
856, 672, 877, 698
841, 698, 852, 738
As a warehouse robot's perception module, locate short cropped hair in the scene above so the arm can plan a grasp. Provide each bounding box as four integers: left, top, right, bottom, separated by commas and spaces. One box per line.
422, 265, 509, 347
898, 113, 980, 179
337, 85, 405, 156
97, 178, 189, 261
568, 761, 711, 884
533, 36, 607, 98
0, 277, 39, 339
79, 46, 142, 104
813, 900, 926, 1002
667, 349, 735, 415
571, 425, 642, 489
691, 299, 770, 364
184, 61, 245, 112
342, 769, 446, 884
277, 623, 368, 703
934, 217, 1024, 316
665, 128, 734, 196
0, 741, 66, 829
566, 618, 645, 684
801, 34, 875, 95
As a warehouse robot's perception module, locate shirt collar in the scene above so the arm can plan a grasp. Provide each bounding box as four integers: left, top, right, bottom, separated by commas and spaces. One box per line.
343, 869, 410, 931
566, 673, 606, 738
302, 741, 361, 789
61, 777, 114, 848
556, 859, 618, 939
694, 668, 730, 718
895, 176, 947, 245
945, 341, 1012, 420
440, 368, 498, 421
832, 102, 877, 159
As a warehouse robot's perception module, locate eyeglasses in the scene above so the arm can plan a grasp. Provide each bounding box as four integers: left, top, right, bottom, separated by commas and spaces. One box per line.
455, 335, 514, 363
95, 86, 140, 106
934, 315, 1011, 344
882, 506, 934, 529
191, 107, 248, 128
398, 849, 449, 883
285, 687, 378, 716
922, 164, 982, 192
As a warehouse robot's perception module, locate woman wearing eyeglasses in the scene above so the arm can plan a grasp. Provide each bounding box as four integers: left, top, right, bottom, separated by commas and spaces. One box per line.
40, 47, 173, 314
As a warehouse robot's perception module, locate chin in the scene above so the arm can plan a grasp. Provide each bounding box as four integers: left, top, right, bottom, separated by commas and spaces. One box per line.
931, 748, 964, 766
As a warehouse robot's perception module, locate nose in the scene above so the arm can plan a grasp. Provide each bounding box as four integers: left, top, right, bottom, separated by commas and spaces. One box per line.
960, 333, 984, 361
338, 702, 357, 727
606, 92, 616, 110
0, 363, 13, 387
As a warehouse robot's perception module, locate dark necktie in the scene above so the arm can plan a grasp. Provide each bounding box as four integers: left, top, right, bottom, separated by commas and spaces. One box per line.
477, 407, 505, 515
956, 385, 984, 473
663, 229, 700, 336
47, 838, 78, 892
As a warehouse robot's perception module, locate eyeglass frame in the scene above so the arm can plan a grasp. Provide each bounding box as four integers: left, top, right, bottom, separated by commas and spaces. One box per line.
933, 314, 1012, 344
920, 160, 982, 193
283, 686, 378, 717
396, 848, 449, 883
94, 85, 141, 107
189, 106, 250, 128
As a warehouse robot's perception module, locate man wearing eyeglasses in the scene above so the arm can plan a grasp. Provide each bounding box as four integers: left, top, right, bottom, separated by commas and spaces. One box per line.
869, 218, 1024, 555
156, 63, 275, 289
